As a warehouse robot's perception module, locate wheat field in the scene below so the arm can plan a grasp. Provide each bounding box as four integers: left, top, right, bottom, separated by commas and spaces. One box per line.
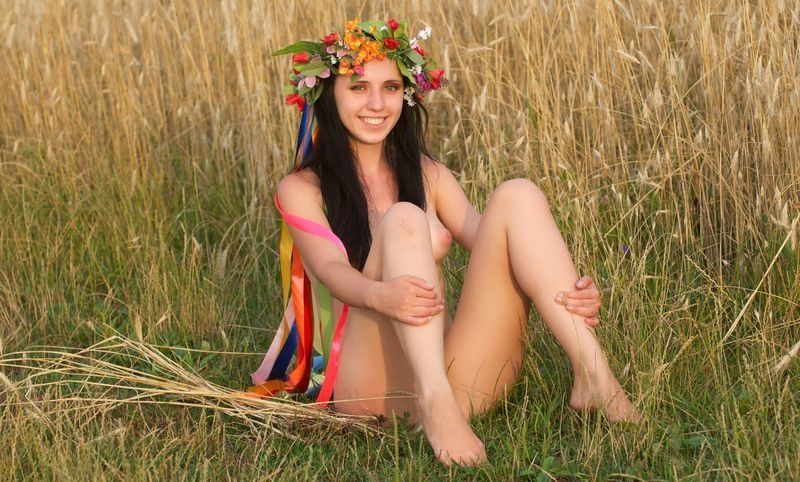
1, 0, 798, 479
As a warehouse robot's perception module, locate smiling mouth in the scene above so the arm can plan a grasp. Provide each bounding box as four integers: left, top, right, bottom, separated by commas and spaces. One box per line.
359, 116, 387, 127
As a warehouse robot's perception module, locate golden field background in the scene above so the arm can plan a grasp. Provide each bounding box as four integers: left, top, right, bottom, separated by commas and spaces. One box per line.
1, 0, 799, 479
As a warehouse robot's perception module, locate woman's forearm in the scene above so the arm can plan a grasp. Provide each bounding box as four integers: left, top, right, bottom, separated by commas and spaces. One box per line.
316, 260, 381, 310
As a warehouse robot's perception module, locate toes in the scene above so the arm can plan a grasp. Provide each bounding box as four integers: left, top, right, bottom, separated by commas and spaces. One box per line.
435, 444, 487, 467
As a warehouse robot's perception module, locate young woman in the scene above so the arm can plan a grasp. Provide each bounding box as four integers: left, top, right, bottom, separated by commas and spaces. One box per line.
254, 18, 639, 466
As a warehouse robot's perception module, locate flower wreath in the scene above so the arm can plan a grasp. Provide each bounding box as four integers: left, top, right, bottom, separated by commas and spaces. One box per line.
274, 17, 447, 111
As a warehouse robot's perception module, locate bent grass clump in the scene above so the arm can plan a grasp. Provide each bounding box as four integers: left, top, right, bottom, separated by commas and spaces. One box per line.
0, 334, 379, 440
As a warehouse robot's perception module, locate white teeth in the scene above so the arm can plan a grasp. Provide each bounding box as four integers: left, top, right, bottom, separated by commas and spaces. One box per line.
361, 117, 385, 126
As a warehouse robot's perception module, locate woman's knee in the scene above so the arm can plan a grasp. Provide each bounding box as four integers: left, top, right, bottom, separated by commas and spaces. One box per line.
376, 201, 429, 238
488, 178, 549, 213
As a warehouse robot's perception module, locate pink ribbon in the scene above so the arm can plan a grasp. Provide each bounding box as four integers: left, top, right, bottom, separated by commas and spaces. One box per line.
274, 193, 350, 404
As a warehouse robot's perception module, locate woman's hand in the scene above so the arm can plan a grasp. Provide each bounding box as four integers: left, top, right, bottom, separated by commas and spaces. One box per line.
554, 275, 602, 327
368, 275, 445, 326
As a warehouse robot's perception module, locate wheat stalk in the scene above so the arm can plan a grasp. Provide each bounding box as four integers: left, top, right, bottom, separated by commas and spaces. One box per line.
0, 334, 381, 441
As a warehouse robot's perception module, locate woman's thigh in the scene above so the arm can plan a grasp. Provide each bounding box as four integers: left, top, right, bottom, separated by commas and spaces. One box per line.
332, 214, 418, 419
444, 180, 533, 415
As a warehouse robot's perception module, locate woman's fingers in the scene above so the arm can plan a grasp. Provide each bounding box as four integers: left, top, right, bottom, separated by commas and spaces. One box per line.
404, 277, 443, 303
417, 297, 443, 308
402, 311, 438, 325
553, 277, 602, 321
415, 286, 439, 299
399, 301, 445, 326
584, 316, 600, 327
567, 305, 600, 318
406, 275, 435, 290
557, 288, 601, 300
404, 316, 432, 326
411, 305, 443, 317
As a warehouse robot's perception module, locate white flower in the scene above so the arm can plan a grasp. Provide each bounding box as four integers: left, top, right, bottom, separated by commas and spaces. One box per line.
409, 38, 418, 48
418, 26, 432, 39
403, 87, 416, 106
412, 65, 423, 75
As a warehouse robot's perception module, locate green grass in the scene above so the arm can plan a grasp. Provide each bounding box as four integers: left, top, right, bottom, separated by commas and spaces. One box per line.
2, 0, 799, 479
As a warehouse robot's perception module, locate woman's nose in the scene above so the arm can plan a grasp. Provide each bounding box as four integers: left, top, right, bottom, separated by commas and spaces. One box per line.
366, 89, 385, 111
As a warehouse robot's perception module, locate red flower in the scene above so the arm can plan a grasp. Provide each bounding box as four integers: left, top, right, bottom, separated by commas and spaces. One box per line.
291, 52, 310, 64
429, 69, 445, 89
387, 18, 399, 31
285, 93, 305, 111
322, 32, 339, 46
413, 45, 427, 57
383, 38, 399, 50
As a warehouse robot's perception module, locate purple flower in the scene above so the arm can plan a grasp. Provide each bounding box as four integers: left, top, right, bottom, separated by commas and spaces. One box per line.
414, 73, 432, 92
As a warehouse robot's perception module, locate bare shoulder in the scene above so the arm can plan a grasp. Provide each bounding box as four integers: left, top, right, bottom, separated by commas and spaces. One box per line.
422, 154, 461, 191
276, 168, 322, 212
421, 154, 446, 181
421, 155, 449, 200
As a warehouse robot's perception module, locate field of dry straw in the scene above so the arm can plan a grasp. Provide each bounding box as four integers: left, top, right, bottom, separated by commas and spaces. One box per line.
1, 0, 799, 479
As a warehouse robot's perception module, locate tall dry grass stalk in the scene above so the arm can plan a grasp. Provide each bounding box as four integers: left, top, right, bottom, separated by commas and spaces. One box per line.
0, 334, 378, 439
1, 0, 799, 478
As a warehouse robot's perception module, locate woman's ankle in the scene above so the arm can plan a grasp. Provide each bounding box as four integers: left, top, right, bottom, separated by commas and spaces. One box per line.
416, 378, 454, 400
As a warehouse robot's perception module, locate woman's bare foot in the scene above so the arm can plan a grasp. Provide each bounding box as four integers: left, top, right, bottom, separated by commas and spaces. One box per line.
418, 389, 487, 466
569, 368, 641, 424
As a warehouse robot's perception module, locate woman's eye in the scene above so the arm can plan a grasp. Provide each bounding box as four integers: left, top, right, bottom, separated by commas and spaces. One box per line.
386, 84, 400, 92
351, 85, 366, 91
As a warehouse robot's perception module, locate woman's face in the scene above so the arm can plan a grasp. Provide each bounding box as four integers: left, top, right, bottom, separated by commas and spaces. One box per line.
332, 58, 404, 149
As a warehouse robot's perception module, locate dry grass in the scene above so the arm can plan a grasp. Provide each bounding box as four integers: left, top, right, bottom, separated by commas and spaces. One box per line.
1, 0, 799, 479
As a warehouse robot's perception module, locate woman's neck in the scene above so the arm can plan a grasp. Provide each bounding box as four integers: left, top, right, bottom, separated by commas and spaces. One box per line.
352, 141, 389, 177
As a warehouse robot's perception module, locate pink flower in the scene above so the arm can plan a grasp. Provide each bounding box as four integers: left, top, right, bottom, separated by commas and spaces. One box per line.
354, 65, 364, 76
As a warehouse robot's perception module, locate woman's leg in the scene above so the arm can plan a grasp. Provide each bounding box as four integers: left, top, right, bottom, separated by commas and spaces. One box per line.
334, 202, 486, 466
444, 179, 638, 422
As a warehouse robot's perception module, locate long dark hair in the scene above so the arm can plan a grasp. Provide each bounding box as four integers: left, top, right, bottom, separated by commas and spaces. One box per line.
297, 76, 432, 271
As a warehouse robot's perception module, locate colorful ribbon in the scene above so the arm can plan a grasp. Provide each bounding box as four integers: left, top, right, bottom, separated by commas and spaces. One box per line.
248, 102, 350, 404
248, 195, 350, 404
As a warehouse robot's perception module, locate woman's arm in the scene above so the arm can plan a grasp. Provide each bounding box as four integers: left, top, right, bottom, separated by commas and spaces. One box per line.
276, 173, 379, 309
428, 159, 481, 252
429, 159, 603, 324
276, 172, 444, 324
